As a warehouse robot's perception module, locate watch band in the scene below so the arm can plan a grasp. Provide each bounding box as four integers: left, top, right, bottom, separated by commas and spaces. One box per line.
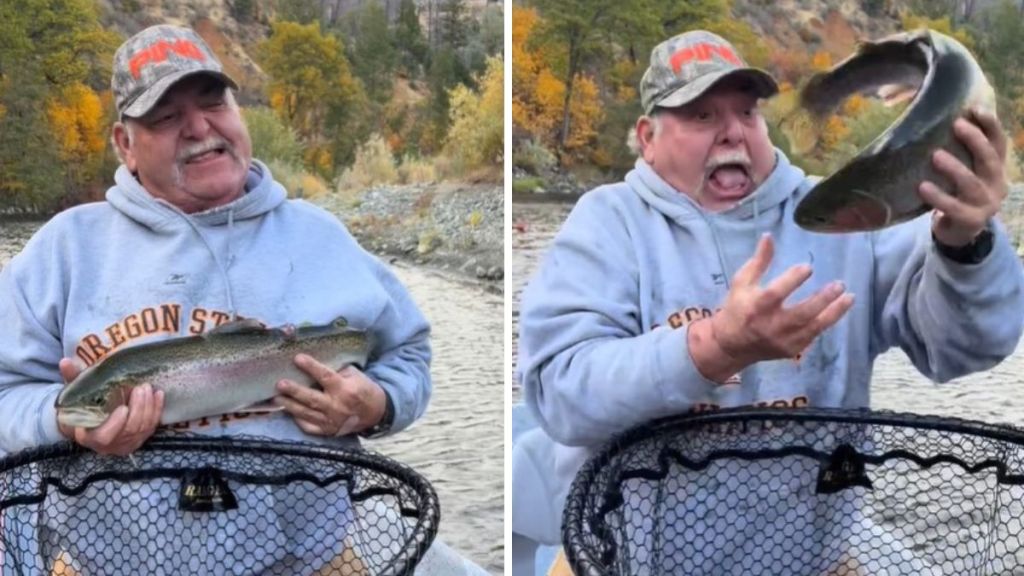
359, 389, 395, 439
934, 228, 994, 265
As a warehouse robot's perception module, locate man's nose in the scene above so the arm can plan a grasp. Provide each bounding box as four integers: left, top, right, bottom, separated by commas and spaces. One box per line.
181, 106, 212, 139
718, 113, 745, 144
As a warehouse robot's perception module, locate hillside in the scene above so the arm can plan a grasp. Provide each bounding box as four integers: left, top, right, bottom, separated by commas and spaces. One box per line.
94, 0, 496, 107
513, 0, 1024, 194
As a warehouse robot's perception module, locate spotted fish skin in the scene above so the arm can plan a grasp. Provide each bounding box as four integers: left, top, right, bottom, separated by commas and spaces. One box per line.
794, 29, 996, 233
56, 317, 373, 428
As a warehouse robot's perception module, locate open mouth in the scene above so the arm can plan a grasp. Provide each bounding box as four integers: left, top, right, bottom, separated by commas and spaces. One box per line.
185, 145, 228, 164
708, 163, 751, 196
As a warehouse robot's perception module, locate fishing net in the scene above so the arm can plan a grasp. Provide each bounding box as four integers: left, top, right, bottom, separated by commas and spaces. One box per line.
0, 435, 439, 575
563, 408, 1024, 576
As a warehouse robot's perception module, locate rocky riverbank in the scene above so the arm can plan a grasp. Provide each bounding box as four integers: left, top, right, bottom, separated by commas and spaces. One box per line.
313, 182, 504, 293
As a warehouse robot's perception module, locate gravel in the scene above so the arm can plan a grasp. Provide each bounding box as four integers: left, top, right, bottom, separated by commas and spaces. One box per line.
313, 182, 504, 293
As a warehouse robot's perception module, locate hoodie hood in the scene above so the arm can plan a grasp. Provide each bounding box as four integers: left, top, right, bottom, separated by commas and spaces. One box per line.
625, 148, 807, 223
106, 159, 287, 231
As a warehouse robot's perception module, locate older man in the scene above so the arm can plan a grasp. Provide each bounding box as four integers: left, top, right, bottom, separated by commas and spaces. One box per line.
512, 29, 1024, 574
0, 24, 426, 455
0, 24, 489, 575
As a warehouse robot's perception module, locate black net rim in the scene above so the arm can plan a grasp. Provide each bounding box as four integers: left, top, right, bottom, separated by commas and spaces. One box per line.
562, 407, 1024, 576
0, 436, 441, 576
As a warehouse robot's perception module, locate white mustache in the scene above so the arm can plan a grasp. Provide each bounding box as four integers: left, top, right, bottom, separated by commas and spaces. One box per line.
177, 138, 232, 163
705, 150, 751, 172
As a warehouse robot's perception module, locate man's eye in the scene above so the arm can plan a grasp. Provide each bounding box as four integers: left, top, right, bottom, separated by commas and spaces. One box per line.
149, 112, 175, 126
696, 111, 713, 121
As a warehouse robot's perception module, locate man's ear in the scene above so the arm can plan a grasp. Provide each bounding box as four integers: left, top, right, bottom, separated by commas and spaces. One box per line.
112, 122, 136, 171
635, 117, 656, 163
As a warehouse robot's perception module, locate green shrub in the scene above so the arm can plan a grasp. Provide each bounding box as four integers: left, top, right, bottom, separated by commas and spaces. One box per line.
242, 107, 303, 168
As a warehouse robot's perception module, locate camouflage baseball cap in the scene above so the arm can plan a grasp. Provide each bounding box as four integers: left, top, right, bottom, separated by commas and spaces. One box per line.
112, 24, 238, 119
640, 30, 778, 115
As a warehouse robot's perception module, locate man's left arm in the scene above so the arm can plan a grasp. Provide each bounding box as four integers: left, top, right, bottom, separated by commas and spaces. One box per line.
879, 109, 1024, 381
357, 258, 432, 435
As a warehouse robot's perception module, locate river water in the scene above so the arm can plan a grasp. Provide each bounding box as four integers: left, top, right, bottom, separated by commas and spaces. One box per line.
0, 220, 504, 574
511, 200, 1024, 424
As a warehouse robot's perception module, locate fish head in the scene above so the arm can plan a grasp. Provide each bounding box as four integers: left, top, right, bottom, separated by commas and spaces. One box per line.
56, 374, 135, 429
795, 187, 893, 233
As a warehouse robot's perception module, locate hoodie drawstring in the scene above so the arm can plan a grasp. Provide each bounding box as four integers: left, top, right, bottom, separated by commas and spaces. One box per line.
172, 207, 238, 319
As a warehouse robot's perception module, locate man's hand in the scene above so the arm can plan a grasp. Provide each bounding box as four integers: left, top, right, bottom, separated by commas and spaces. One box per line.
919, 108, 1009, 248
688, 235, 855, 382
275, 355, 387, 437
56, 358, 164, 456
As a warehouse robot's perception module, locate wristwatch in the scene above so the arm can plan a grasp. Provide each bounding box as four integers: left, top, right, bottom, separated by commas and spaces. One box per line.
359, 389, 395, 439
934, 228, 994, 264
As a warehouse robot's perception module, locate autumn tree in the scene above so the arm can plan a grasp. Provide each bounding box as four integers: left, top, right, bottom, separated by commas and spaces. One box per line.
0, 0, 118, 213
242, 106, 304, 169
258, 21, 368, 176
46, 83, 107, 193
511, 7, 603, 162
530, 0, 659, 159
444, 55, 503, 172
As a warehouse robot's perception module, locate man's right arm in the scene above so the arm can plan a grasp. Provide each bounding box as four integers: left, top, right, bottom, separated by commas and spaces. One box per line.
517, 195, 722, 448
0, 247, 69, 454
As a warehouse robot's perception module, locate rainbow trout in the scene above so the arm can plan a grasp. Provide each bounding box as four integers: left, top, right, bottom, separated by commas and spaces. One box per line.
56, 317, 372, 428
793, 29, 997, 232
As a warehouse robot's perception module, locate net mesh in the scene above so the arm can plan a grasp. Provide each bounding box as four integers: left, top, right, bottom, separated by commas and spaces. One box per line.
0, 435, 439, 575
563, 408, 1024, 576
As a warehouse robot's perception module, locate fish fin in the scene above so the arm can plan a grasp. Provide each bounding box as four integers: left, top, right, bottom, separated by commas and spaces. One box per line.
206, 318, 267, 337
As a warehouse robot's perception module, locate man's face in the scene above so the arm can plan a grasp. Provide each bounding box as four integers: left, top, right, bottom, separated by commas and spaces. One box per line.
637, 78, 776, 212
113, 75, 252, 214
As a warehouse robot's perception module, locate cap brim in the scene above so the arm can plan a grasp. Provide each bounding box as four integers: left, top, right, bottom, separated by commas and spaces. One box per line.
649, 68, 778, 114
121, 70, 240, 119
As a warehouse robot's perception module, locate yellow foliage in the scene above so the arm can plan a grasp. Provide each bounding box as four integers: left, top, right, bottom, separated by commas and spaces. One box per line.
564, 75, 603, 152
467, 210, 483, 228
298, 173, 329, 198
511, 6, 601, 154
842, 94, 868, 116
811, 51, 833, 72
443, 56, 504, 174
398, 157, 436, 184
821, 115, 850, 151
46, 83, 105, 161
337, 134, 399, 192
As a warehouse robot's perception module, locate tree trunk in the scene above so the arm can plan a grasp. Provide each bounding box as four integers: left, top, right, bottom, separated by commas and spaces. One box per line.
557, 36, 581, 161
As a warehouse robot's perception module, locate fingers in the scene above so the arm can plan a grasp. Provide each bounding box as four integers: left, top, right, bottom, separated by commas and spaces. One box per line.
760, 263, 812, 310
965, 108, 1007, 164
788, 280, 847, 323
294, 354, 342, 388
733, 234, 774, 286
59, 358, 85, 384
275, 389, 331, 426
814, 292, 857, 332
77, 405, 129, 449
123, 384, 163, 435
